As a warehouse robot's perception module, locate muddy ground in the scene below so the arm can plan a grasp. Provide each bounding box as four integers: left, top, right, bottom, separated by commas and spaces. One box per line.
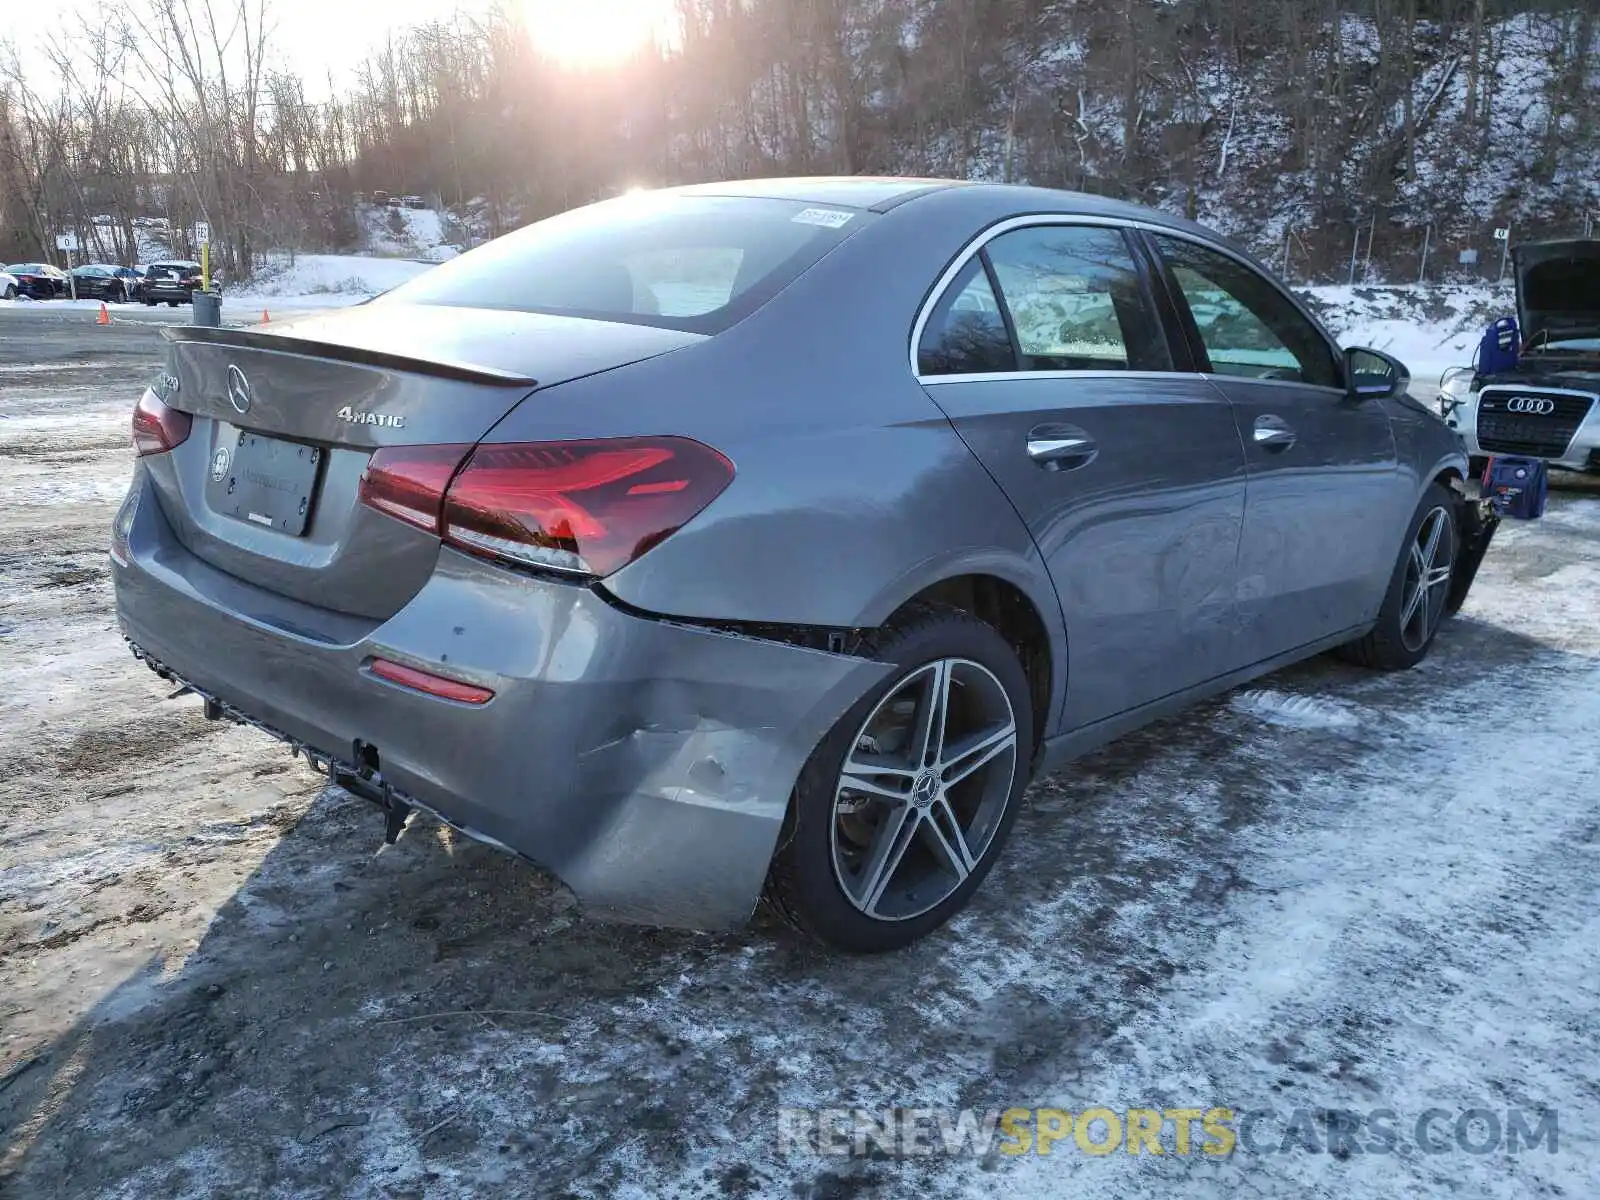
1, 309, 1597, 1199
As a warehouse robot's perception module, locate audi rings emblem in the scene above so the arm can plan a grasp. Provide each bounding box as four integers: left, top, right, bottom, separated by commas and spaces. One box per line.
226, 364, 252, 414
1506, 396, 1556, 415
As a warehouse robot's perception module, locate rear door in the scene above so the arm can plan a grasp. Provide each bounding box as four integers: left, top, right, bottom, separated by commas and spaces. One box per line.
1145, 233, 1401, 657
916, 220, 1247, 733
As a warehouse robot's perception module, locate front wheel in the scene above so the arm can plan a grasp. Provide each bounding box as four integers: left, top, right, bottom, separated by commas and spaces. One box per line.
1337, 483, 1459, 671
764, 604, 1033, 953
2, 285, 13, 300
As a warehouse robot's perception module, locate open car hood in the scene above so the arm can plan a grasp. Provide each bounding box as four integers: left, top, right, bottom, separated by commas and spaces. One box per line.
1514, 240, 1600, 347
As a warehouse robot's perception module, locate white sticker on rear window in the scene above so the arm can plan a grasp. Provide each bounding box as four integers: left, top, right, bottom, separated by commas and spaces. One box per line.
792, 207, 855, 229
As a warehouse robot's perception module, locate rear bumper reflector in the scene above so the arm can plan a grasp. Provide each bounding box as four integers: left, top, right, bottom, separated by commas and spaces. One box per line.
367, 657, 494, 705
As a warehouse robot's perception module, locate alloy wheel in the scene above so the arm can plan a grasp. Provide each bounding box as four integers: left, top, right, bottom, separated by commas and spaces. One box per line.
1400, 506, 1454, 652
829, 658, 1018, 922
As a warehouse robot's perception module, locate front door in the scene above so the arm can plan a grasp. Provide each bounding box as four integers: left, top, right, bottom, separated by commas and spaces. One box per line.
1146, 234, 1402, 657
916, 222, 1247, 733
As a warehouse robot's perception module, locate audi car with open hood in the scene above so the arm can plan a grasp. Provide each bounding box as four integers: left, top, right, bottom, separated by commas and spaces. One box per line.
1441, 239, 1600, 473
111, 179, 1493, 953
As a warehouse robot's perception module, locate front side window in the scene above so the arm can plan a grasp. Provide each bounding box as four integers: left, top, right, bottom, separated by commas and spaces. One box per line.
1153, 235, 1340, 388
916, 258, 1015, 376
983, 225, 1171, 372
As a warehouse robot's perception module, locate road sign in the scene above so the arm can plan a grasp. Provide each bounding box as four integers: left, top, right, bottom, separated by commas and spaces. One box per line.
1459, 249, 1479, 265
1494, 227, 1510, 241
194, 221, 210, 245
54, 233, 78, 251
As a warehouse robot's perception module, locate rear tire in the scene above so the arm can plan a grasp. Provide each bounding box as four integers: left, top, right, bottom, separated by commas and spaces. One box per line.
1337, 483, 1459, 671
167, 300, 179, 308
763, 603, 1033, 953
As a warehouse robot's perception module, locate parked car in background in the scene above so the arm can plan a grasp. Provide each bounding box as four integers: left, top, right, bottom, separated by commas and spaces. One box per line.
0, 271, 17, 300
114, 179, 1492, 953
142, 260, 203, 306
3, 263, 70, 299
1440, 239, 1600, 474
70, 264, 142, 303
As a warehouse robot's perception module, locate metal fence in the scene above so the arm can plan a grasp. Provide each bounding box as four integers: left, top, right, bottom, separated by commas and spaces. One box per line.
1271, 212, 1600, 288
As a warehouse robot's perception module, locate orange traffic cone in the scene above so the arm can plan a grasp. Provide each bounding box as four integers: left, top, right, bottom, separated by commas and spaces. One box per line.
96, 303, 110, 326
261, 308, 270, 324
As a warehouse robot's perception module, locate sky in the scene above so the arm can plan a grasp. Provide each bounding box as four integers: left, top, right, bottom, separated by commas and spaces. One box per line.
2, 1, 488, 95
1, 0, 677, 97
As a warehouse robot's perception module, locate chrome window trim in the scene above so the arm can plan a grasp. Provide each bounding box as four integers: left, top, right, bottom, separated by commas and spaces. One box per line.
921, 369, 1191, 386
910, 213, 1343, 386
1200, 373, 1348, 398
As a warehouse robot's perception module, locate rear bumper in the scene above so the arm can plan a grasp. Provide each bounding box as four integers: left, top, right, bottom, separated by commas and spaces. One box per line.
111, 469, 889, 929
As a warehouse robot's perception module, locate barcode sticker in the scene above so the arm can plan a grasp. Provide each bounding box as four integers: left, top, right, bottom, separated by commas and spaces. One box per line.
792, 207, 855, 229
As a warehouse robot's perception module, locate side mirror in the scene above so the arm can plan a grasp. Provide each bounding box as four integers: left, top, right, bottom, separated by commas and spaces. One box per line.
1345, 346, 1410, 401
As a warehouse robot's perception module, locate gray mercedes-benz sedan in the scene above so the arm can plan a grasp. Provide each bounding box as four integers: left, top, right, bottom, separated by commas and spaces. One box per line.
112, 178, 1493, 952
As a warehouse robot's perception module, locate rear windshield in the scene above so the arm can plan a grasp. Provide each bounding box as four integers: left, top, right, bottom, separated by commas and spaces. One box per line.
377, 194, 868, 334
148, 263, 197, 279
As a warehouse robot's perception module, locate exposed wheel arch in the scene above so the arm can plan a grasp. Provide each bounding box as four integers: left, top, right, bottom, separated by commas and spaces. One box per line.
885, 574, 1054, 763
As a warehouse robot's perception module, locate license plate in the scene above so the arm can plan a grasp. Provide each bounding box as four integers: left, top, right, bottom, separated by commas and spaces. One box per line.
208, 432, 322, 536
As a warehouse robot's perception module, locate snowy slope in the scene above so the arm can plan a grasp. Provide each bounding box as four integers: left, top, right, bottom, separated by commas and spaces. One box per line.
230, 254, 437, 309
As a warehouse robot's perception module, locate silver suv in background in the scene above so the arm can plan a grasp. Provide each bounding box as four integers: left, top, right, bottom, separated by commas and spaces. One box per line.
1441, 240, 1600, 473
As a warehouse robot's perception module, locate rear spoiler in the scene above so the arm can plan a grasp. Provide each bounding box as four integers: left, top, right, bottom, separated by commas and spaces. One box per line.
161, 324, 539, 388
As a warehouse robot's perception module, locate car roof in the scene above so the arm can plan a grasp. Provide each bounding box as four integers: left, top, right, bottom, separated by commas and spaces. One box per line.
666, 176, 973, 212
657, 177, 1229, 238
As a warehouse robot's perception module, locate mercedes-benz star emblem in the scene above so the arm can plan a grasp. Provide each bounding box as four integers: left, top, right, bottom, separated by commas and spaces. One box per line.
226, 364, 252, 414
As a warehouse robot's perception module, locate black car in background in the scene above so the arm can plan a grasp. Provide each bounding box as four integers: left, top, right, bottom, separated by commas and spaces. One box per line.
142, 260, 203, 306
3, 263, 70, 299
70, 265, 142, 302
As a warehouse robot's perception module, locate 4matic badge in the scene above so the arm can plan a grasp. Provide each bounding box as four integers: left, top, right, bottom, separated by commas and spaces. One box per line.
337, 406, 406, 429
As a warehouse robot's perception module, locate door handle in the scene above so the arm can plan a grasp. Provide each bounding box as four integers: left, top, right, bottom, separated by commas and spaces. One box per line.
1027, 424, 1098, 470
1253, 414, 1296, 450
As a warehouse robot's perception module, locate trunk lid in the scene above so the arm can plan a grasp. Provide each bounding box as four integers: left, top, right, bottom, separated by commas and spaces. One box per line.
145, 304, 703, 620
1513, 240, 1600, 349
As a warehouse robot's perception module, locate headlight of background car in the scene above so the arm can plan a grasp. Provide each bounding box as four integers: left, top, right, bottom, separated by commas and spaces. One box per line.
1437, 366, 1476, 421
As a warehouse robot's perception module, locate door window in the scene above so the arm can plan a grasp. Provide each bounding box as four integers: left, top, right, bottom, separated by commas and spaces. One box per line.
983, 225, 1171, 372
916, 258, 1016, 376
1153, 235, 1340, 388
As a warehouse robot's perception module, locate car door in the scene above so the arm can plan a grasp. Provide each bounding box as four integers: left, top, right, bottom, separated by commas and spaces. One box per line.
1145, 232, 1402, 658
916, 220, 1248, 733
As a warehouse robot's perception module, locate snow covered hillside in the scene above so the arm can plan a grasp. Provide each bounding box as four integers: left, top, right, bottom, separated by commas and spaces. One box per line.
1303, 283, 1515, 385
230, 254, 436, 309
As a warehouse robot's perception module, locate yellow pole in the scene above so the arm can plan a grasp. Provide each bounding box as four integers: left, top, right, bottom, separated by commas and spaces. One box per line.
201, 242, 210, 293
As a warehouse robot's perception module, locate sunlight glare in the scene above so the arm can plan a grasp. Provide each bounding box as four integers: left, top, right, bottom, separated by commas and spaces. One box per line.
521, 0, 677, 66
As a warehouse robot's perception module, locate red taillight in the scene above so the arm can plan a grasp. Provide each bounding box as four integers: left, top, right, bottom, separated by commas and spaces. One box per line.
356, 444, 472, 533
368, 657, 494, 704
132, 391, 192, 457
358, 437, 734, 577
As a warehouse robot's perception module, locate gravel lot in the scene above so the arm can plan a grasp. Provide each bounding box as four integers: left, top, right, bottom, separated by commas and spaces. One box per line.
1, 308, 1597, 1199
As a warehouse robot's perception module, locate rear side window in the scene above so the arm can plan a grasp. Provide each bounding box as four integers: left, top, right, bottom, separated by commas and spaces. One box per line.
917, 259, 1015, 376
984, 226, 1171, 372
1153, 235, 1340, 388
378, 194, 865, 334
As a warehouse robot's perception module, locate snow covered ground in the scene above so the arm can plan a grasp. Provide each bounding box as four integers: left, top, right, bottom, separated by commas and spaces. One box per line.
0, 313, 1597, 1199
1302, 284, 1513, 389
228, 254, 437, 310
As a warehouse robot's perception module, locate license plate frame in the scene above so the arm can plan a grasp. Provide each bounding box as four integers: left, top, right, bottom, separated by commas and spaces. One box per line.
207, 430, 323, 536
